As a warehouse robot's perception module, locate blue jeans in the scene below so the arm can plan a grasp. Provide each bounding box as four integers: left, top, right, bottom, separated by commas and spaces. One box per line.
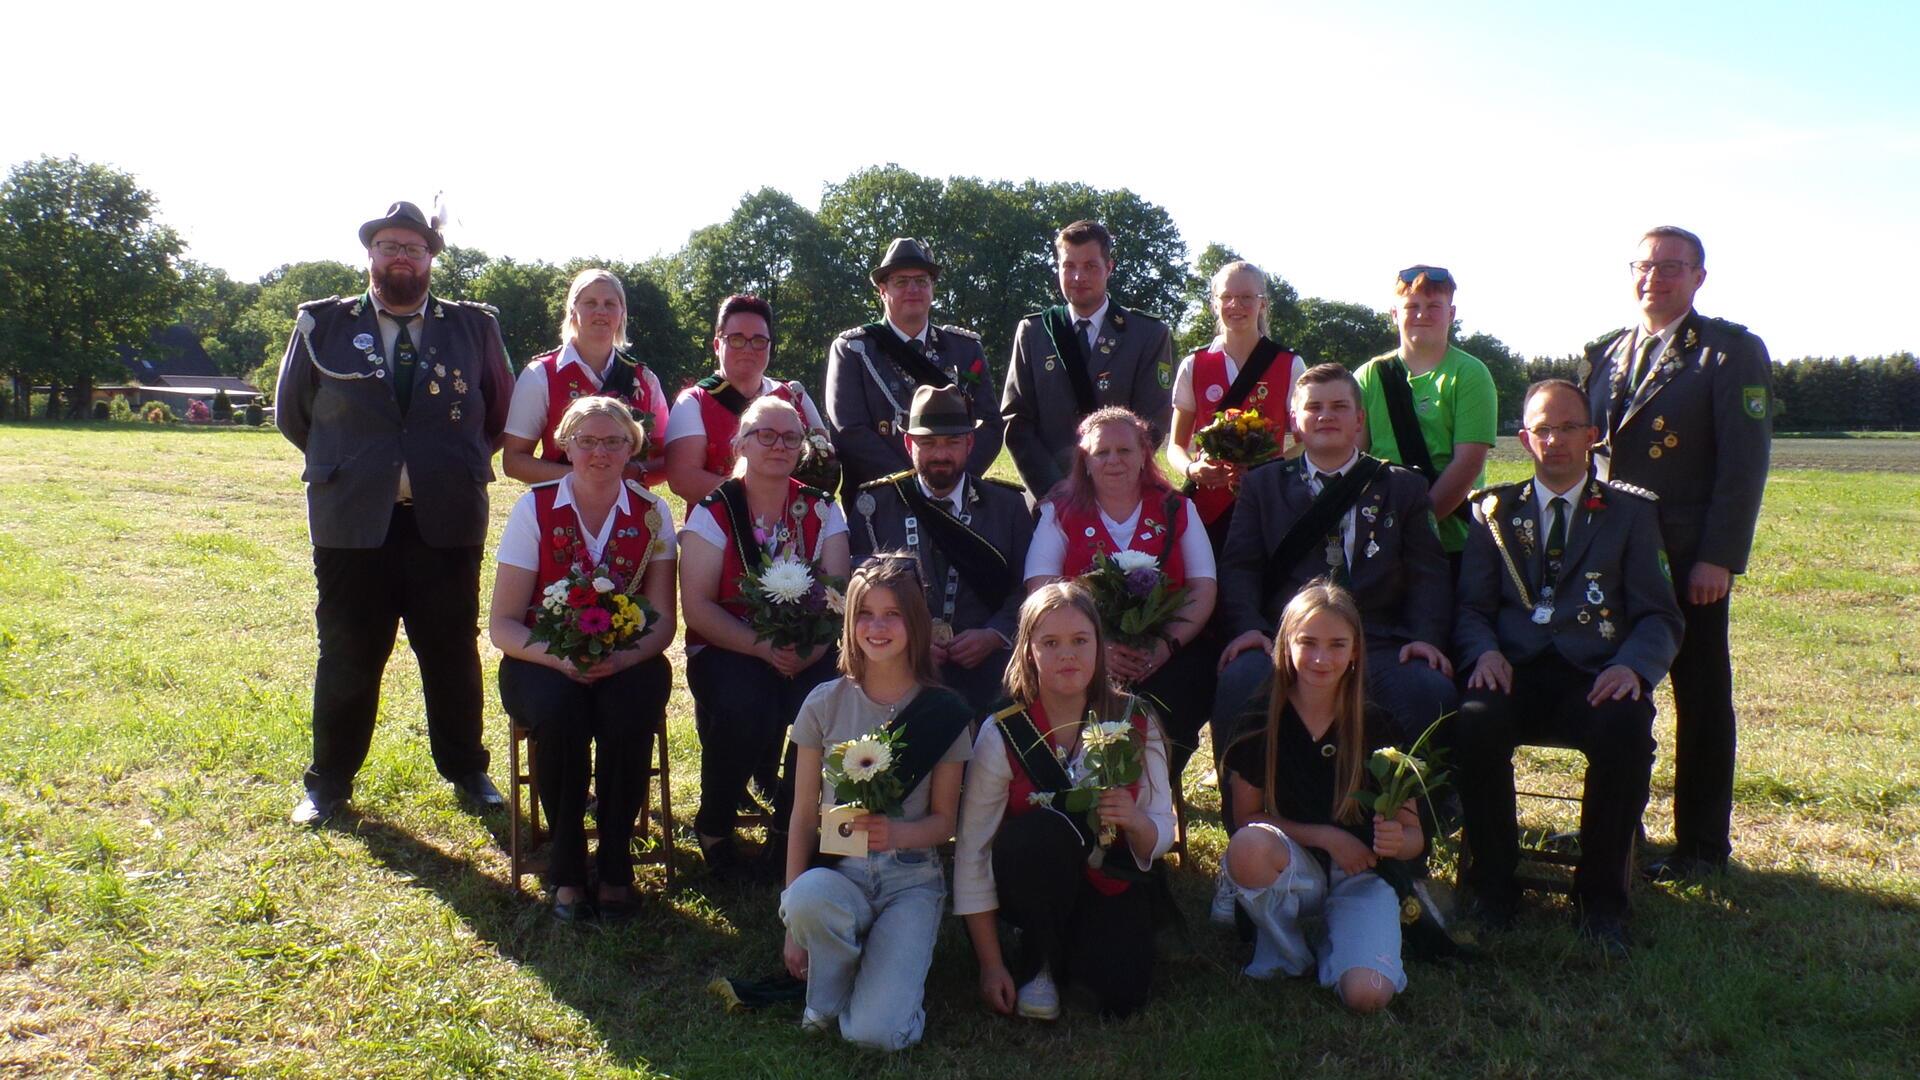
1229, 823, 1406, 993
780, 849, 946, 1051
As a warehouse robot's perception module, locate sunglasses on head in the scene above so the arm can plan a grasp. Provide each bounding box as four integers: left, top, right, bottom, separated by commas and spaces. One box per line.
1397, 265, 1453, 286
860, 554, 926, 588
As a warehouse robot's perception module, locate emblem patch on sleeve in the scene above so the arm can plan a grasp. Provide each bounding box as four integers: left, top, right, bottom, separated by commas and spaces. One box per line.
1157, 360, 1172, 389
1743, 385, 1768, 419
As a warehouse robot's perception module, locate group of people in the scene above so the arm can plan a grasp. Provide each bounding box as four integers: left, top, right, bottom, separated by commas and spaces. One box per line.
275, 200, 1771, 1045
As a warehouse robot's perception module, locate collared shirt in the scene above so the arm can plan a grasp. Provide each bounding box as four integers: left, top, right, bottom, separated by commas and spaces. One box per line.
496, 473, 677, 571
916, 474, 966, 517
1069, 296, 1110, 353
1630, 311, 1689, 392
1532, 474, 1584, 557
1304, 448, 1362, 565
370, 291, 428, 502
888, 318, 931, 349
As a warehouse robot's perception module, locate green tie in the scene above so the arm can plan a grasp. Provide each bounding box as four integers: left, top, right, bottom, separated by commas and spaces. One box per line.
390, 313, 418, 413
1545, 496, 1568, 579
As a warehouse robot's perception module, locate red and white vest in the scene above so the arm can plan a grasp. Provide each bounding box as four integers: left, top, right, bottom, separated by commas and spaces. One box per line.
690, 377, 806, 476
1055, 493, 1192, 587
529, 349, 669, 483
1188, 347, 1299, 524
1000, 699, 1152, 895
687, 476, 832, 650
525, 479, 668, 627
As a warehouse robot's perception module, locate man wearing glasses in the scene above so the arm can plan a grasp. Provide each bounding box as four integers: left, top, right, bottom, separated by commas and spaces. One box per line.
1580, 226, 1772, 882
1452, 379, 1683, 953
275, 200, 515, 826
825, 238, 1002, 492
1353, 266, 1499, 576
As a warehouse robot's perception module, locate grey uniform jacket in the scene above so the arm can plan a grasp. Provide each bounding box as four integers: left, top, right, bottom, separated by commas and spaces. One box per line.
1218, 455, 1451, 650
848, 473, 1034, 643
1454, 477, 1683, 689
275, 293, 513, 549
1582, 310, 1771, 573
824, 322, 1003, 490
999, 302, 1173, 499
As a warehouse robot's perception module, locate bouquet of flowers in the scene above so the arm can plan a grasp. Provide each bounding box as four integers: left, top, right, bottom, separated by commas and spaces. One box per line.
1077, 549, 1192, 651
793, 429, 842, 493
1351, 713, 1452, 819
738, 554, 847, 659
1059, 707, 1145, 854
820, 727, 907, 856
1192, 406, 1284, 469
529, 563, 662, 672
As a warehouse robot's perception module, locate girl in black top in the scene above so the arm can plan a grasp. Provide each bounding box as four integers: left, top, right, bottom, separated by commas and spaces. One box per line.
1220, 580, 1425, 1013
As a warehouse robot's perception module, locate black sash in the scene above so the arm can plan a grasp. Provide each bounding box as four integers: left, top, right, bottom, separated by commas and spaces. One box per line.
1220, 338, 1285, 412
713, 479, 770, 574
877, 687, 975, 802
1041, 306, 1098, 417
1267, 456, 1385, 581
697, 373, 750, 416
994, 706, 1095, 846
600, 349, 639, 401
1376, 359, 1470, 523
1153, 491, 1183, 572
893, 476, 1016, 612
862, 323, 953, 390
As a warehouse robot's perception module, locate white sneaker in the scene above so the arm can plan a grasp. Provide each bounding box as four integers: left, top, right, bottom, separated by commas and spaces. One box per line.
1210, 871, 1238, 926
800, 1007, 833, 1035
1016, 965, 1060, 1020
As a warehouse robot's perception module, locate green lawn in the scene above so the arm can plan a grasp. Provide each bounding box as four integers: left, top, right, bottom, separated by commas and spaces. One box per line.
1, 423, 1916, 1078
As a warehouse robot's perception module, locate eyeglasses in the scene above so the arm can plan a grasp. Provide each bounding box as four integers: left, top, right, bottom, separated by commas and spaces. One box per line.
886, 274, 934, 292
568, 435, 634, 453
746, 428, 804, 449
722, 333, 772, 352
1629, 260, 1697, 278
372, 240, 432, 260
1525, 423, 1590, 441
1397, 265, 1452, 286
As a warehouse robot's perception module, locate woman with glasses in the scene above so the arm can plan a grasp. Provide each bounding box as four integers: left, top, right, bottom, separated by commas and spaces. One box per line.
502, 268, 672, 488
1024, 407, 1219, 787
488, 396, 678, 921
680, 396, 851, 878
1167, 260, 1306, 551
664, 294, 828, 507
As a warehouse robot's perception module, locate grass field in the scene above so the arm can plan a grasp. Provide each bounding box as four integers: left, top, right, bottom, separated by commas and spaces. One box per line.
1, 423, 1917, 1079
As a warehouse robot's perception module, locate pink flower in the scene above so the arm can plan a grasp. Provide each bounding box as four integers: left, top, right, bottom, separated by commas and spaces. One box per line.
576, 607, 612, 634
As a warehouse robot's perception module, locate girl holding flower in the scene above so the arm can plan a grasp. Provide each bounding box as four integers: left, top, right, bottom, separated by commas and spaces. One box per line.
778, 557, 974, 1050
954, 583, 1175, 1020
1024, 406, 1218, 783
1219, 581, 1424, 1013
680, 396, 851, 878
489, 395, 678, 921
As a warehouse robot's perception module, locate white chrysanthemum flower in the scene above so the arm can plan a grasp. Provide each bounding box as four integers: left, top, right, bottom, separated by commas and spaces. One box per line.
839, 736, 892, 781
1109, 549, 1157, 573
592, 576, 616, 594
758, 557, 814, 603
824, 586, 846, 614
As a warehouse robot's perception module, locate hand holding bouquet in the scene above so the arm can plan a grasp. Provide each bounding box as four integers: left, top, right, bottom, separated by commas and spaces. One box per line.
1078, 549, 1192, 652
1191, 407, 1284, 482
739, 554, 847, 660
820, 728, 907, 855
529, 563, 662, 673
1060, 709, 1145, 855
1351, 713, 1452, 844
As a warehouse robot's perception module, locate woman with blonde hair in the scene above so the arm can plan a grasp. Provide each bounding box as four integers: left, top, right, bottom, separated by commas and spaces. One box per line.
778, 555, 974, 1049
1219, 579, 1424, 1012
680, 395, 850, 878
489, 395, 678, 920
502, 267, 672, 487
953, 582, 1175, 1020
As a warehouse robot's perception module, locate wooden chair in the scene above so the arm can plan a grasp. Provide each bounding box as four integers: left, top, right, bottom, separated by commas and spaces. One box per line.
1497, 743, 1634, 897
508, 722, 676, 893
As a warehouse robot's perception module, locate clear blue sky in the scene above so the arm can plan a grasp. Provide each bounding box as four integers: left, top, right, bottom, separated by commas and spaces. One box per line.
5, 0, 1913, 361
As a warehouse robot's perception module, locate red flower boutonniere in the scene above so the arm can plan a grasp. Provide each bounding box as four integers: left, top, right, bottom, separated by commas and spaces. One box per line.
1583, 483, 1606, 512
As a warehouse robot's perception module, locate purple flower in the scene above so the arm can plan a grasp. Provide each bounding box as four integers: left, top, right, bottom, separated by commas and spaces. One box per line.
1123, 567, 1160, 598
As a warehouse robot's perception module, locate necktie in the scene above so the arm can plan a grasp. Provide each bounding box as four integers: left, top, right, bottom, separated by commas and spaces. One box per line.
1074, 317, 1093, 355
1545, 496, 1568, 580
1316, 472, 1350, 586
390, 313, 418, 413
1629, 333, 1662, 392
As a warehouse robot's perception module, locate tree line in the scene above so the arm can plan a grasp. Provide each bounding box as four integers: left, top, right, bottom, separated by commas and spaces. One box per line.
2, 155, 1913, 432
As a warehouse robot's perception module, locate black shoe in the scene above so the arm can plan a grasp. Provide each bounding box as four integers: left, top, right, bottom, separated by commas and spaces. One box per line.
290, 791, 342, 827
551, 897, 596, 923
451, 772, 505, 809
1643, 853, 1726, 883
702, 836, 751, 884
1578, 914, 1631, 958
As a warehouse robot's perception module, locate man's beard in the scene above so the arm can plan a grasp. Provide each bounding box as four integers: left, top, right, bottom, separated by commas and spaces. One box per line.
918, 460, 960, 494
373, 263, 429, 308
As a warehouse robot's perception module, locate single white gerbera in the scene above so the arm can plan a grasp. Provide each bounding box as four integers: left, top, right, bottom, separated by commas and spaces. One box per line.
1109, 549, 1158, 573
1084, 719, 1133, 750
758, 557, 814, 603
838, 736, 892, 781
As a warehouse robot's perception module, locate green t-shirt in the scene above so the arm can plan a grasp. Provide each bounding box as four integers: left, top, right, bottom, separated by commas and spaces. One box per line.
1354, 345, 1498, 553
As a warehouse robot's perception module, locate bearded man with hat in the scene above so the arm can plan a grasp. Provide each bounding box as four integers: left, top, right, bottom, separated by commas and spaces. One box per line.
825, 238, 1003, 493
850, 383, 1033, 712
275, 199, 515, 826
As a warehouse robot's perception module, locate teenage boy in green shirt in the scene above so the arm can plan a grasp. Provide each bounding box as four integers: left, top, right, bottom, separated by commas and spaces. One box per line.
1354, 265, 1498, 566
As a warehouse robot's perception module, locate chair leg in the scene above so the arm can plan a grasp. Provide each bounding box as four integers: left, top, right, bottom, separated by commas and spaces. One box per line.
509, 727, 525, 893
656, 724, 674, 888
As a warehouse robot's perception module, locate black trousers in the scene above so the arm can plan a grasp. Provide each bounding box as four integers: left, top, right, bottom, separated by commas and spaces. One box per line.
1135, 635, 1222, 786
498, 654, 671, 889
940, 646, 1012, 718
686, 644, 838, 839
1456, 652, 1656, 921
992, 810, 1154, 1018
1669, 585, 1737, 863
305, 506, 486, 802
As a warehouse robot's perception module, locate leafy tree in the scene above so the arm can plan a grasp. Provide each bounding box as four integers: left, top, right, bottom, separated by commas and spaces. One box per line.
470, 257, 564, 372
175, 260, 264, 376
432, 244, 490, 301
1456, 330, 1526, 431
1294, 298, 1396, 370
0, 155, 183, 417
1031, 181, 1189, 328
236, 260, 363, 401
